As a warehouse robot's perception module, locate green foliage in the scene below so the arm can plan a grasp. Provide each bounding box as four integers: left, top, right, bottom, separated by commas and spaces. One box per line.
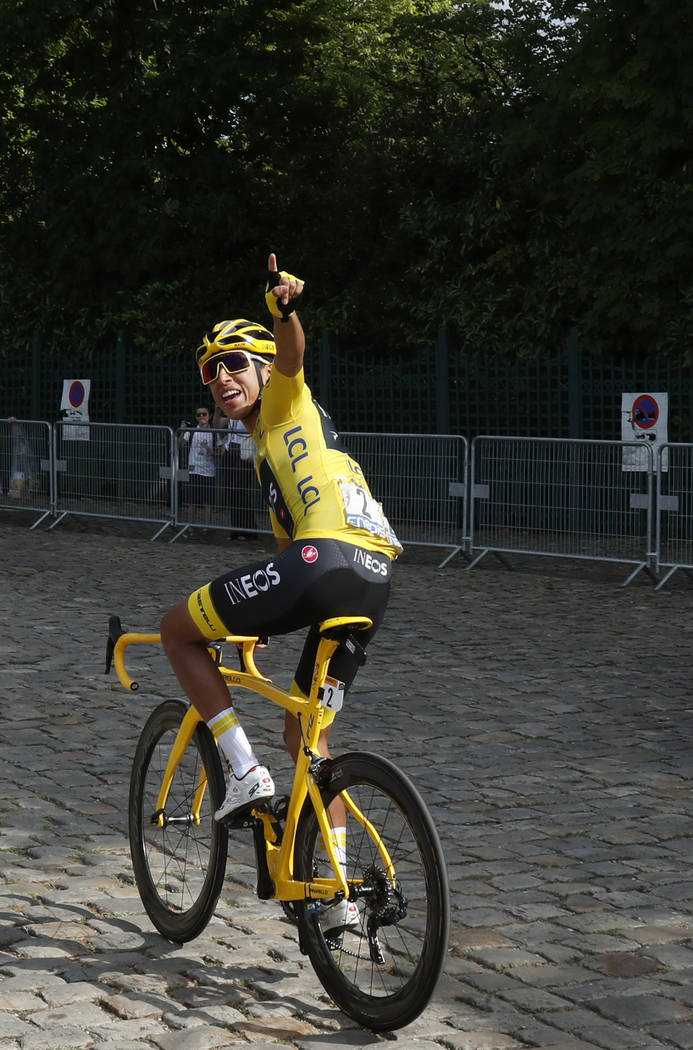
0, 0, 692, 361
398, 0, 693, 357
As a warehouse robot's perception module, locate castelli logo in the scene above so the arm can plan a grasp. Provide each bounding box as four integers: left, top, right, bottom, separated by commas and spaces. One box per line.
301, 545, 319, 563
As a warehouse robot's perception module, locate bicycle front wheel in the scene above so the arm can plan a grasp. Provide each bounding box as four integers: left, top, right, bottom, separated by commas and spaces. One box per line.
128, 699, 228, 943
294, 751, 449, 1031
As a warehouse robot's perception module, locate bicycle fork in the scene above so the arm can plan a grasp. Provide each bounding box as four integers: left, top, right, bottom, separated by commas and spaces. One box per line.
153, 706, 205, 827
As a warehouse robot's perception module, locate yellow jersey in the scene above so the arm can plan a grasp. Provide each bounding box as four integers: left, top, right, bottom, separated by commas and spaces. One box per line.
253, 367, 402, 560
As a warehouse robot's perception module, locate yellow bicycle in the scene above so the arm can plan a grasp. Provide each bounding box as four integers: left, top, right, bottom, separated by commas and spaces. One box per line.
105, 614, 449, 1031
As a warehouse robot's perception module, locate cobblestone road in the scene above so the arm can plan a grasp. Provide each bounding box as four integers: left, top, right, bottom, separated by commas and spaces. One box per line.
2, 515, 693, 1050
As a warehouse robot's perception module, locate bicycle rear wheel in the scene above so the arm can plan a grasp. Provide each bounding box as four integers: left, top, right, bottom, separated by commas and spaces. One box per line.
129, 699, 228, 943
294, 751, 449, 1031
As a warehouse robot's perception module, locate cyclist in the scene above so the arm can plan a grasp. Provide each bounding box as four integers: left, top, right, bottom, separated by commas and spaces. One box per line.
160, 253, 401, 924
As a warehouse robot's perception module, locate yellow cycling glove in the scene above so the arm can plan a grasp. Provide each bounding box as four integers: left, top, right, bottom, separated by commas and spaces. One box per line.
265, 268, 304, 322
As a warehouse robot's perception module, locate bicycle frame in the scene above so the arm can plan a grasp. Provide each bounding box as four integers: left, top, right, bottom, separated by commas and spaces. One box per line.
111, 617, 396, 905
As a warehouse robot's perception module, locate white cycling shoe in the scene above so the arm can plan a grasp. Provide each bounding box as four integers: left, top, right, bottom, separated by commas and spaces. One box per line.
321, 898, 360, 938
215, 765, 275, 822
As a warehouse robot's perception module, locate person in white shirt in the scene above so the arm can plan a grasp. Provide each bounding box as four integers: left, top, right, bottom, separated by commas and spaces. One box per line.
178, 406, 215, 529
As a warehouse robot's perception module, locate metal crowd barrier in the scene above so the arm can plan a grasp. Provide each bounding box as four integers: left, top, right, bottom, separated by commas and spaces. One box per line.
342, 433, 468, 561
0, 418, 53, 528
170, 429, 468, 555
50, 422, 175, 539
0, 421, 468, 555
468, 437, 655, 585
655, 443, 693, 589
7, 422, 690, 588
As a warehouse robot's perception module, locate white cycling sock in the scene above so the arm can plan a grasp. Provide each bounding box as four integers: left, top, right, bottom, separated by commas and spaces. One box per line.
320, 825, 348, 873
208, 707, 258, 780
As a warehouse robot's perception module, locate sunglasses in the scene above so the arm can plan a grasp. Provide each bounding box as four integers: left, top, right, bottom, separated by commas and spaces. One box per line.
195, 411, 209, 418
199, 349, 269, 386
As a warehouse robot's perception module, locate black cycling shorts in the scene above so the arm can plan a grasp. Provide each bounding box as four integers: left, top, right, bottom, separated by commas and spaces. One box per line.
187, 538, 392, 697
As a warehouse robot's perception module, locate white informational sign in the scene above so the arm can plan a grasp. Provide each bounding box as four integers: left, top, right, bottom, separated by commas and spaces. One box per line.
61, 379, 91, 441
621, 392, 668, 472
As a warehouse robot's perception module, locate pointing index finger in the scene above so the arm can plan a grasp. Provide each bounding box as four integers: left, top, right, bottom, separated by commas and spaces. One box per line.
268, 252, 278, 273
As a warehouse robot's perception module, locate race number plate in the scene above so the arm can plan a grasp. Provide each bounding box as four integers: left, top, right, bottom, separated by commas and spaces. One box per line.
338, 478, 401, 549
319, 675, 345, 713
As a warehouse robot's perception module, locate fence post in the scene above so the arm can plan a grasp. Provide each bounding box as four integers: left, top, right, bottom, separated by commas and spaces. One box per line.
115, 330, 127, 424
567, 327, 583, 439
435, 326, 450, 434
31, 331, 42, 419
319, 331, 332, 416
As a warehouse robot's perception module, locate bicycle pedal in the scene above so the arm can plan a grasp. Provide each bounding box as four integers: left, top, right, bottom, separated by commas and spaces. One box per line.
268, 795, 289, 820
225, 814, 255, 829
223, 799, 272, 829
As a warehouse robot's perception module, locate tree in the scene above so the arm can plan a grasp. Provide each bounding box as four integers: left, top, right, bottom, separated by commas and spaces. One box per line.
2, 0, 691, 362
544, 0, 693, 356
0, 0, 494, 355
395, 0, 693, 357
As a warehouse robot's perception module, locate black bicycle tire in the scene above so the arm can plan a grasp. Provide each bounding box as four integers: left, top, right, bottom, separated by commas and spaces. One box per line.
128, 699, 228, 943
294, 751, 449, 1031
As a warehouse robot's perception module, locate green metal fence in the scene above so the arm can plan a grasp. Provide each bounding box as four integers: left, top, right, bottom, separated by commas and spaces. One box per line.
3, 328, 693, 441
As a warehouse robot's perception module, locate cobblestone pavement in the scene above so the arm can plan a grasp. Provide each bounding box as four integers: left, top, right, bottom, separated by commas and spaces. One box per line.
2, 514, 693, 1050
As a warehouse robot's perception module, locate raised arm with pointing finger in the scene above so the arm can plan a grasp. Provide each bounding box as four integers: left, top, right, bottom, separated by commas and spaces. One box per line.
264, 252, 305, 378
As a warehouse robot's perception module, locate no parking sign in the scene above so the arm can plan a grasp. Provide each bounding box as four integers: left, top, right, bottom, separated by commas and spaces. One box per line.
60, 378, 91, 441
621, 392, 668, 471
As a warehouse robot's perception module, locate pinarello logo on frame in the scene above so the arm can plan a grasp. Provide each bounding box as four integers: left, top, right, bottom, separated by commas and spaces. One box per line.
301, 545, 319, 564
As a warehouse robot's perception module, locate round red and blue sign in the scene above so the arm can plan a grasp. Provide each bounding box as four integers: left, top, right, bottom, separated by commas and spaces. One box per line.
68, 381, 86, 409
632, 394, 658, 429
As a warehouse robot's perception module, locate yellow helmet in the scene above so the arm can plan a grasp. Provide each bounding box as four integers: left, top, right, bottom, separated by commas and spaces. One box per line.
196, 319, 276, 384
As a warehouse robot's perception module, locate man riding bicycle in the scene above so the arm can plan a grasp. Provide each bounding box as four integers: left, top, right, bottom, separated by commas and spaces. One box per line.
160, 253, 401, 928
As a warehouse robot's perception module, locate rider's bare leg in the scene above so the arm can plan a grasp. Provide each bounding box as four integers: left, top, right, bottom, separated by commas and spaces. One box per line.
160, 601, 230, 720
